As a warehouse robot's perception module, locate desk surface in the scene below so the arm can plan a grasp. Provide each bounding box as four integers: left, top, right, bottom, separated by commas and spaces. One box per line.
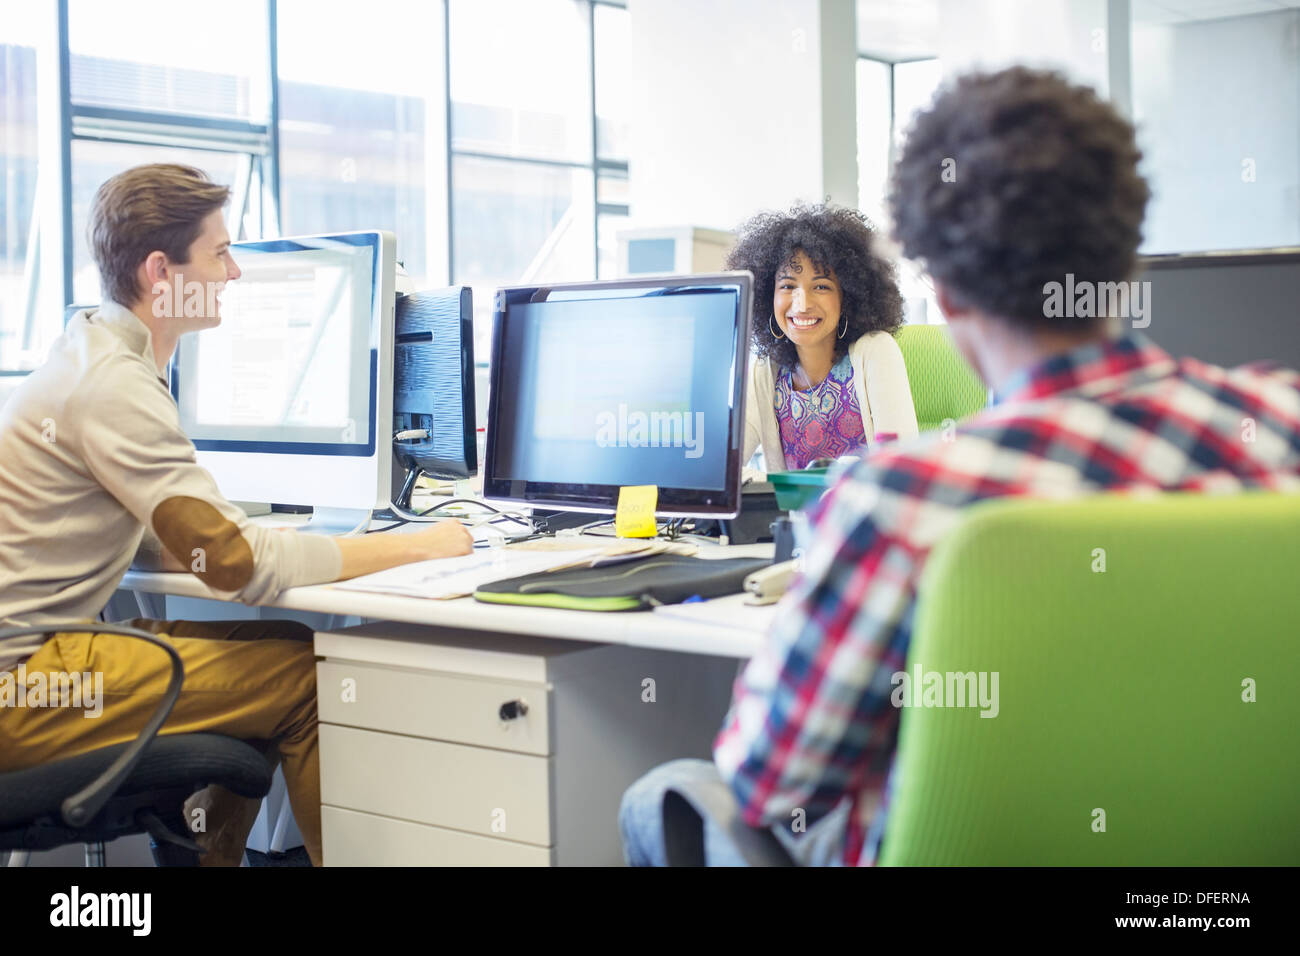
120, 541, 774, 659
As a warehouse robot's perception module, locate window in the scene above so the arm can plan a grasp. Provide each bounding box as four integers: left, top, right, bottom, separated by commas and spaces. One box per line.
891, 59, 941, 146
856, 58, 891, 228
858, 55, 941, 324
68, 0, 270, 120
277, 0, 447, 288
4, 0, 629, 377
449, 0, 629, 358
0, 10, 42, 371
65, 0, 276, 307
593, 0, 630, 278
857, 56, 940, 221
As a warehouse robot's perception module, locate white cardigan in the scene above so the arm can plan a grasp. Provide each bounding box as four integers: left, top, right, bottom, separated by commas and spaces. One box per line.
743, 330, 919, 473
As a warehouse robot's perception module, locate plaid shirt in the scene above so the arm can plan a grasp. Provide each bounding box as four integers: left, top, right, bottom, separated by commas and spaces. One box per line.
714, 332, 1300, 865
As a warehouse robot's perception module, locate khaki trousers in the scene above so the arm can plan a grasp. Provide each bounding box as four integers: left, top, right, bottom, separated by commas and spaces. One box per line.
0, 617, 321, 866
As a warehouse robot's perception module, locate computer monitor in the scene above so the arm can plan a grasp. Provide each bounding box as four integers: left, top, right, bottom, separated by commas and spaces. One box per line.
390, 286, 477, 509
171, 230, 397, 533
484, 272, 753, 519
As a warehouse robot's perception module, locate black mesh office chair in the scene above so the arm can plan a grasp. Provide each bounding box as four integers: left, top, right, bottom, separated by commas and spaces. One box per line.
0, 623, 273, 867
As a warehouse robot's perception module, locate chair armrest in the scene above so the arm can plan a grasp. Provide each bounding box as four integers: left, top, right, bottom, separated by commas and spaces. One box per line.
0, 622, 184, 828
661, 776, 797, 867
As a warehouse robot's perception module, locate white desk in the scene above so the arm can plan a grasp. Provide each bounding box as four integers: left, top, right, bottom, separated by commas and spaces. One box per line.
120, 540, 773, 659
119, 539, 774, 865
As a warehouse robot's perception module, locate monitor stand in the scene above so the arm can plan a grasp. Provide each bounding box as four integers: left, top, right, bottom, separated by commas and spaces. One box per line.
301, 507, 372, 535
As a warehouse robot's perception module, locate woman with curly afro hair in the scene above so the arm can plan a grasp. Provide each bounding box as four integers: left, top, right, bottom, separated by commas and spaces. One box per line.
726, 202, 918, 473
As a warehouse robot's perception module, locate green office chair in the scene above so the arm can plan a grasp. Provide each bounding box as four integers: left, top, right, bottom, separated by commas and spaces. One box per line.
894, 324, 988, 431
879, 492, 1300, 865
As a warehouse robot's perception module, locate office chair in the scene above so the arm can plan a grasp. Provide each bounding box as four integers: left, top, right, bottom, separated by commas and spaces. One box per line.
893, 324, 988, 431
660, 492, 1300, 865
878, 492, 1300, 864
0, 623, 273, 867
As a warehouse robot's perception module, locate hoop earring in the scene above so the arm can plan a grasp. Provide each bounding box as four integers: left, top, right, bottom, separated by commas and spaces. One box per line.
837, 316, 848, 339
769, 313, 785, 339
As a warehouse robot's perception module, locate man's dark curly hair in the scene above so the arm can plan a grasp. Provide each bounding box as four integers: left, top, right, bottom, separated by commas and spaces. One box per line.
889, 67, 1150, 331
724, 202, 903, 372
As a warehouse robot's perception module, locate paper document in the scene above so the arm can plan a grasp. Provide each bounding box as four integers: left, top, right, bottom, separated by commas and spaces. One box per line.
333, 548, 605, 600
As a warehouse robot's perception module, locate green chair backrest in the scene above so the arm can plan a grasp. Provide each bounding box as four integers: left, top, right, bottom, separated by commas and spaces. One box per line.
879, 492, 1300, 865
893, 324, 988, 431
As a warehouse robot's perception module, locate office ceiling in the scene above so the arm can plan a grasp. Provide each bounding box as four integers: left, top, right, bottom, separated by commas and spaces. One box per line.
856, 0, 1300, 62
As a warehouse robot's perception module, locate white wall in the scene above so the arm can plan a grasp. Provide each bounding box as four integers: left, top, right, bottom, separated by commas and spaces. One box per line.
1133, 8, 1300, 253
625, 0, 859, 231
935, 0, 1116, 93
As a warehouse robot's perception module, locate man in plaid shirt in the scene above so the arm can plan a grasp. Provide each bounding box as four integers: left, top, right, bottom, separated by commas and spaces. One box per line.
620, 66, 1300, 866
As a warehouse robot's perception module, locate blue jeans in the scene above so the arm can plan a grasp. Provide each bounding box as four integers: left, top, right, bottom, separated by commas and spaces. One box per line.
619, 758, 850, 866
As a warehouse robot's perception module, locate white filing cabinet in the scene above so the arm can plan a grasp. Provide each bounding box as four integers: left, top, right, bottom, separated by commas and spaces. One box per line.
314, 622, 738, 866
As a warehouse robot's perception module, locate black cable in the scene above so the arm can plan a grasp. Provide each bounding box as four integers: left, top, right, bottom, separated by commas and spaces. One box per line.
413, 497, 513, 518
365, 519, 409, 533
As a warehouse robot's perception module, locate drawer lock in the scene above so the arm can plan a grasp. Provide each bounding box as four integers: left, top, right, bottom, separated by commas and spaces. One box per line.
499, 699, 529, 721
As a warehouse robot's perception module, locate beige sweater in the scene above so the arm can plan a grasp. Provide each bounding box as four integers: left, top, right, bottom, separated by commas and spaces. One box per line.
743, 331, 919, 473
0, 302, 342, 671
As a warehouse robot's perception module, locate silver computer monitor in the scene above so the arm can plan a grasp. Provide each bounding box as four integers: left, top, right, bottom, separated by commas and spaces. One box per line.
171, 230, 397, 532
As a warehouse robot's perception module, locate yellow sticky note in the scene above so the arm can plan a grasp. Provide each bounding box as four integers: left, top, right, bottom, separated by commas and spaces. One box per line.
615, 485, 659, 538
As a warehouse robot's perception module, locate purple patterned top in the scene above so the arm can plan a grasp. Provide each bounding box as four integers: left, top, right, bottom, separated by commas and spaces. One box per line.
774, 353, 867, 470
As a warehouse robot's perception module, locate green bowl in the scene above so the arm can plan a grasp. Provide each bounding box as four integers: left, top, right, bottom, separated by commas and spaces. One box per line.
767, 468, 831, 511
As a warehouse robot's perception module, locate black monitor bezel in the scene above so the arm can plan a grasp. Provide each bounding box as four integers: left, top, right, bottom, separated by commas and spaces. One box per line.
483, 272, 753, 519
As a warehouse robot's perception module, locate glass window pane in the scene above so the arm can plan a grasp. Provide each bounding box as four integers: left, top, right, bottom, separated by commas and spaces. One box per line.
0, 17, 43, 371
597, 169, 628, 206
70, 141, 242, 305
595, 3, 630, 161
67, 0, 270, 122
892, 59, 941, 148
452, 154, 594, 356
450, 0, 591, 163
597, 211, 629, 280
277, 0, 444, 285
856, 58, 891, 227
1132, 7, 1300, 252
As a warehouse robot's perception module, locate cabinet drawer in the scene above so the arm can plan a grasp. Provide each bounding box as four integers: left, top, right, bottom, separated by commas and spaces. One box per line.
316, 659, 550, 755
322, 806, 552, 866
320, 724, 553, 846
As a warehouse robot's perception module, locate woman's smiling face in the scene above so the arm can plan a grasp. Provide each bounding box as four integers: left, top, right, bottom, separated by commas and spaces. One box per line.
772, 249, 843, 349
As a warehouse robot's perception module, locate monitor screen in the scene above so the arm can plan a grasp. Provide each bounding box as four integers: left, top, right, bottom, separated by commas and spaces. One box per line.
173, 233, 380, 456
485, 273, 752, 517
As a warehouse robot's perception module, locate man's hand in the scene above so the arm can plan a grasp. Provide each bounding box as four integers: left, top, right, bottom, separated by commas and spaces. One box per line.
404, 520, 474, 560
335, 518, 474, 581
